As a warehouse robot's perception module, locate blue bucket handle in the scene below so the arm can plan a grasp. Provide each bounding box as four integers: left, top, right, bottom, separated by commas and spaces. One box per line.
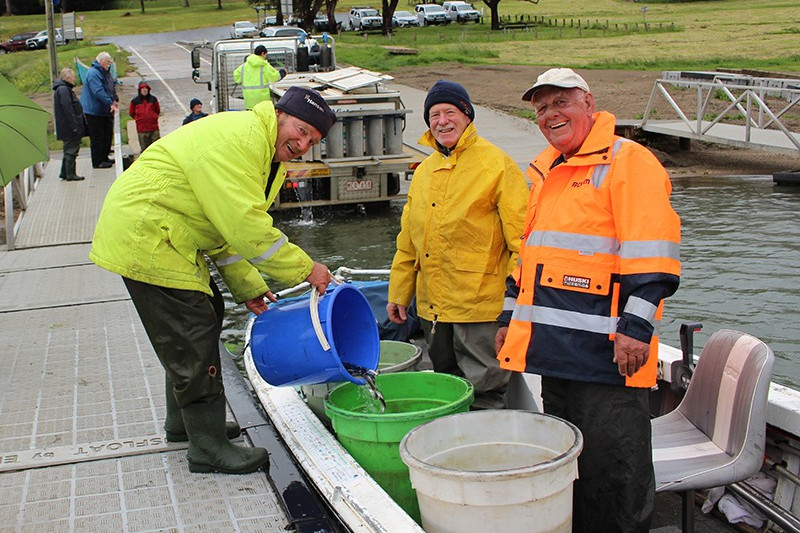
309, 272, 346, 351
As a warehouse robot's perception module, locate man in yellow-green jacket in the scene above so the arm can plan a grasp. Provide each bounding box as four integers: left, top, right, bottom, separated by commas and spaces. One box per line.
233, 45, 286, 110
90, 86, 336, 475
387, 80, 529, 409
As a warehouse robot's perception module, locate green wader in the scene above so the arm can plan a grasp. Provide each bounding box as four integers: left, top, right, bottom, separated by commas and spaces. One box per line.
123, 277, 267, 474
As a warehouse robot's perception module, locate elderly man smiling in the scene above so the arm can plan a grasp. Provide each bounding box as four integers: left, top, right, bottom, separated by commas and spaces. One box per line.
90, 87, 336, 476
496, 68, 682, 532
387, 80, 528, 410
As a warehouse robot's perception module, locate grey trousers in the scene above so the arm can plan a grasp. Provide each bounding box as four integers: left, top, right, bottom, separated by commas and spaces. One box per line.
420, 320, 511, 410
138, 130, 160, 152
123, 277, 226, 407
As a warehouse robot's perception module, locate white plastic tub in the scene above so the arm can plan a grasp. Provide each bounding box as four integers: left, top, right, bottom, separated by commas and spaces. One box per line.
399, 410, 583, 533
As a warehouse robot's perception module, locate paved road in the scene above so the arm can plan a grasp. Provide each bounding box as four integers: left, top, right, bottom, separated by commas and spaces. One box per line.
107, 28, 548, 169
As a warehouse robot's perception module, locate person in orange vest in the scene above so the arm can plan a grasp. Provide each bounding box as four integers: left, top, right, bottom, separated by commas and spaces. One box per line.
495, 68, 681, 532
387, 80, 528, 409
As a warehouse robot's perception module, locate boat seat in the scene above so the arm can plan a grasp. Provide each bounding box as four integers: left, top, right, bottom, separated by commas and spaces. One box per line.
651, 329, 774, 533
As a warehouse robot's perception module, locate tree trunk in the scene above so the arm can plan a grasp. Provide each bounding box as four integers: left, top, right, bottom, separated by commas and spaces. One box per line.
183, 0, 190, 7
381, 0, 399, 36
217, 0, 222, 9
482, 0, 501, 30
5, 0, 12, 15
140, 0, 145, 14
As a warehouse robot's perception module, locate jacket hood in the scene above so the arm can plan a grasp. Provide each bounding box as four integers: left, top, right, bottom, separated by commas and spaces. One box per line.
53, 78, 73, 90
138, 81, 151, 92
246, 53, 269, 67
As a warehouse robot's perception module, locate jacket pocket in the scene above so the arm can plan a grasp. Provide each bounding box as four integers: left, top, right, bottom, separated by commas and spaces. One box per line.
156, 222, 202, 272
453, 248, 499, 275
539, 262, 611, 296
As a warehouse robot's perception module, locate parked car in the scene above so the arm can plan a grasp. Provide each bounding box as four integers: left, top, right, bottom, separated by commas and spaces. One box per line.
230, 21, 260, 39
392, 10, 420, 27
444, 2, 481, 23
347, 7, 382, 31
0, 31, 38, 53
260, 26, 321, 64
414, 4, 449, 26
26, 27, 83, 49
314, 13, 342, 32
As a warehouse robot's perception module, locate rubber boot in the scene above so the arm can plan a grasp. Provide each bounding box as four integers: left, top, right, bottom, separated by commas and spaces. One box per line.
182, 395, 269, 474
164, 375, 240, 442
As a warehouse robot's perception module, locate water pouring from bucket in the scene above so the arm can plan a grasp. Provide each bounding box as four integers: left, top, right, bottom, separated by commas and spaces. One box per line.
250, 282, 380, 387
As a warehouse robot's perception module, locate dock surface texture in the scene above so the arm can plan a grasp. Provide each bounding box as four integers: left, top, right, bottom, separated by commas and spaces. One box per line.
0, 157, 289, 532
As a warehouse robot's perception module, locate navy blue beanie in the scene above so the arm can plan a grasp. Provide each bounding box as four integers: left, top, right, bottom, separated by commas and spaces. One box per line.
275, 86, 337, 138
423, 80, 475, 126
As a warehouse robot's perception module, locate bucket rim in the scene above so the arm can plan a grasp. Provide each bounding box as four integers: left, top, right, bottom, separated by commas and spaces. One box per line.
324, 372, 474, 421
399, 410, 583, 481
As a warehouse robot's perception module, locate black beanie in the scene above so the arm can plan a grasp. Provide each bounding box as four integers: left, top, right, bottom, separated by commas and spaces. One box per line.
423, 80, 475, 126
189, 98, 202, 109
275, 86, 337, 138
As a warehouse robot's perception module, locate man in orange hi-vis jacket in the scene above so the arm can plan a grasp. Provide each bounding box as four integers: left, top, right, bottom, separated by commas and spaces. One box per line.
495, 68, 681, 533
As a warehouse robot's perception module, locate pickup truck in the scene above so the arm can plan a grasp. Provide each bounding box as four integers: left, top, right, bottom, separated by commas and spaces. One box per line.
26, 27, 84, 49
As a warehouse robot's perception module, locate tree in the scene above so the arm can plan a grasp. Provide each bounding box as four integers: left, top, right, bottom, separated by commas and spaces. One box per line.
183, 0, 189, 7
294, 0, 325, 32
322, 0, 339, 33
4, 0, 12, 15
381, 0, 399, 35
481, 0, 501, 30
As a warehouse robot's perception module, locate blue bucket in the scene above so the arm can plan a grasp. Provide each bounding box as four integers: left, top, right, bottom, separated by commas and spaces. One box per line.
250, 283, 380, 386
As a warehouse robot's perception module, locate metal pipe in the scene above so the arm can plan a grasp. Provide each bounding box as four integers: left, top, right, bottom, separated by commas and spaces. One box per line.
727, 481, 800, 533
766, 458, 800, 487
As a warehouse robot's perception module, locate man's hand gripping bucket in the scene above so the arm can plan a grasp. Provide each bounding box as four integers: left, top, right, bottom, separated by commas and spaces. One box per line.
250, 281, 380, 387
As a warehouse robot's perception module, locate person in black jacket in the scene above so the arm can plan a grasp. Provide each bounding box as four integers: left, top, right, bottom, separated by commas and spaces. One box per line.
53, 67, 87, 181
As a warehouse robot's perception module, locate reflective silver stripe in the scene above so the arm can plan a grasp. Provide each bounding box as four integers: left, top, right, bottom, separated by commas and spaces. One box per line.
511, 304, 618, 335
250, 234, 288, 265
624, 296, 658, 326
503, 297, 517, 312
591, 163, 610, 189
242, 66, 271, 90
526, 230, 620, 256
620, 240, 680, 261
612, 138, 631, 157
590, 139, 630, 189
216, 254, 243, 267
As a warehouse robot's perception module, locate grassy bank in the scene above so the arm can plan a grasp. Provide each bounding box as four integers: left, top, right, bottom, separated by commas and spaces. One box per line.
1, 0, 798, 90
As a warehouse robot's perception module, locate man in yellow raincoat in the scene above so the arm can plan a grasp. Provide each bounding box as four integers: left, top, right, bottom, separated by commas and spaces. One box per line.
387, 80, 528, 409
90, 87, 336, 475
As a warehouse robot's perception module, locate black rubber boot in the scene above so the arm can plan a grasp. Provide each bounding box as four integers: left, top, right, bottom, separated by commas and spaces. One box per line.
164, 375, 240, 442
182, 395, 269, 474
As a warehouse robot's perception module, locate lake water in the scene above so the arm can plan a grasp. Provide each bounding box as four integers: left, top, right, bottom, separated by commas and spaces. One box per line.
220, 175, 800, 389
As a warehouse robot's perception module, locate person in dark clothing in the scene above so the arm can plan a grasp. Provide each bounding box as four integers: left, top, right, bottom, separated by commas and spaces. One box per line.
182, 98, 208, 125
52, 67, 87, 182
129, 81, 161, 152
80, 51, 118, 169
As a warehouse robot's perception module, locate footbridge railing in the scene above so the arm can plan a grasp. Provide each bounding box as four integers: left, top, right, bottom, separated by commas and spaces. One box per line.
2, 164, 44, 251
641, 76, 800, 155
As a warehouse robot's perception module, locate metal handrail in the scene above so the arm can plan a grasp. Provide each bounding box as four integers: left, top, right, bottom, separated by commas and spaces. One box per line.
2, 164, 44, 251
641, 77, 800, 154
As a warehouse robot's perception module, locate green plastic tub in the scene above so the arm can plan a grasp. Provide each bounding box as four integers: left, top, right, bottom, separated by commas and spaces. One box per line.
324, 372, 474, 523
301, 340, 423, 425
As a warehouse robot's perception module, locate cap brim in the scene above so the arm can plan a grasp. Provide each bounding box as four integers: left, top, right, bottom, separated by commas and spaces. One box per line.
521, 85, 538, 102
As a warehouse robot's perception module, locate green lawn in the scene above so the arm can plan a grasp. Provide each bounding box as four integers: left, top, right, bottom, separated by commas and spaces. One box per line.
1, 0, 798, 94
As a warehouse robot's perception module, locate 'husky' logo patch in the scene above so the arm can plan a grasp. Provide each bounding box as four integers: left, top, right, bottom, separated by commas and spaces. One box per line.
563, 275, 590, 289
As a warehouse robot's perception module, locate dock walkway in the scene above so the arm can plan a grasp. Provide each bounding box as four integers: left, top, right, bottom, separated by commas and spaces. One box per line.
0, 154, 289, 532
